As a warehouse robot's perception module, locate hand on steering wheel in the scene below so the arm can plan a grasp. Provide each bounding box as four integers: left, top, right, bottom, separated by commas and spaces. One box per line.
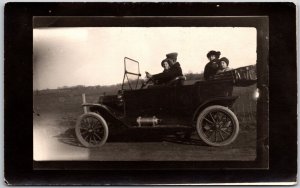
141, 73, 154, 89
145, 71, 152, 78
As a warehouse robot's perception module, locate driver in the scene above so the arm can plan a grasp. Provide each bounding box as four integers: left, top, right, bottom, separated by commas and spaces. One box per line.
146, 52, 183, 85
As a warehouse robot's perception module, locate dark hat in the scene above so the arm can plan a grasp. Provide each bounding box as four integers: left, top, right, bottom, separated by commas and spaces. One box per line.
207, 50, 221, 58
161, 59, 172, 67
166, 52, 178, 60
219, 57, 229, 66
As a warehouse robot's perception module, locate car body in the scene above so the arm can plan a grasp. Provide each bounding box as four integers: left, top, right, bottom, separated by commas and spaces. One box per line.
75, 57, 256, 148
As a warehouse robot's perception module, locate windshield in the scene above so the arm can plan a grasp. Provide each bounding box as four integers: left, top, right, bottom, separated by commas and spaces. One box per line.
122, 57, 141, 90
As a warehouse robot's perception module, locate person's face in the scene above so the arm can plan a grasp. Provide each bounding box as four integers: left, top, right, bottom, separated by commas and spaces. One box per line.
209, 55, 216, 61
163, 62, 170, 70
169, 58, 176, 65
220, 61, 227, 69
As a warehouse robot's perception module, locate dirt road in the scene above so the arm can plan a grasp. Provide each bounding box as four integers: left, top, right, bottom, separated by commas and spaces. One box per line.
34, 114, 256, 161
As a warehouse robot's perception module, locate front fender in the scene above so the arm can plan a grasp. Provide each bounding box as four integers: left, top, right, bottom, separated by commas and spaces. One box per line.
82, 103, 128, 128
192, 96, 239, 121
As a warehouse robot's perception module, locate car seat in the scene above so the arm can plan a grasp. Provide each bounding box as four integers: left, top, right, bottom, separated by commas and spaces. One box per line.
167, 76, 186, 86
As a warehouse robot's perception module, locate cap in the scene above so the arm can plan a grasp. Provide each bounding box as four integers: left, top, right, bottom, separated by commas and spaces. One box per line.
166, 52, 178, 60
219, 57, 229, 66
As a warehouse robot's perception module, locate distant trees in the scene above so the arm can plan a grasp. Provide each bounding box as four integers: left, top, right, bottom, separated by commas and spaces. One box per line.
33, 73, 204, 96
184, 72, 204, 80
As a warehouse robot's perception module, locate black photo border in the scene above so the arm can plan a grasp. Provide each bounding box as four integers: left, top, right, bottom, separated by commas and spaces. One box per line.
4, 2, 296, 185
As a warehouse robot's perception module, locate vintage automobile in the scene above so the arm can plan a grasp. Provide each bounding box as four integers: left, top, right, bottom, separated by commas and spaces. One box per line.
75, 57, 257, 148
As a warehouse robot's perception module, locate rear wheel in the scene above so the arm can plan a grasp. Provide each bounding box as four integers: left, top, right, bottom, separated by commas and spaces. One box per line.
196, 105, 239, 146
75, 112, 109, 148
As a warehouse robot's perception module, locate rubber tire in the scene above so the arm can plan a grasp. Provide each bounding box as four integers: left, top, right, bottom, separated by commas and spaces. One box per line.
196, 105, 239, 146
75, 112, 109, 148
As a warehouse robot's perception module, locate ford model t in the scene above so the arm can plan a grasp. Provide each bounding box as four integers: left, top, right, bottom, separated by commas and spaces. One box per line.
75, 57, 257, 148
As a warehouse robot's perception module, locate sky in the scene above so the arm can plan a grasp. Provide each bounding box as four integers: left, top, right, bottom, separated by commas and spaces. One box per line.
33, 27, 257, 90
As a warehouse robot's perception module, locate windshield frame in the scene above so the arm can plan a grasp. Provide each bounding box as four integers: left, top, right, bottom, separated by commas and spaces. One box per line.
121, 57, 141, 90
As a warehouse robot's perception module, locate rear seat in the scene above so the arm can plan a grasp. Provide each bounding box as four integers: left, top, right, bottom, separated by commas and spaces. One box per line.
182, 80, 201, 85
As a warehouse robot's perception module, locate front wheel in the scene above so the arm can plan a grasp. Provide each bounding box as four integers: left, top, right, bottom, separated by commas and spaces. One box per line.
196, 105, 239, 146
75, 112, 109, 148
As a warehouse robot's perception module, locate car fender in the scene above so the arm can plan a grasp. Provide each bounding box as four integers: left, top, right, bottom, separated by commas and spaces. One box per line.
192, 96, 239, 121
82, 103, 128, 128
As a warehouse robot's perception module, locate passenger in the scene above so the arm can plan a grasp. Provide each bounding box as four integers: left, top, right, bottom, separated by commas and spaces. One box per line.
161, 58, 172, 71
216, 57, 231, 73
146, 52, 183, 85
203, 50, 221, 80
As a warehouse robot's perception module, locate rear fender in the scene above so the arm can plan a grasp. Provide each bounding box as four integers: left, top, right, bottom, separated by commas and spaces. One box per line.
82, 103, 128, 128
192, 96, 239, 121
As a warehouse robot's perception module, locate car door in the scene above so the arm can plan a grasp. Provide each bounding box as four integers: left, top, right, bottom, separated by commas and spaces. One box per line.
123, 86, 176, 117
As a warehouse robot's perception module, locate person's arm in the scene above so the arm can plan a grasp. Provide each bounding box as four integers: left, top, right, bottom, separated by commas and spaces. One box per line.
204, 64, 210, 80
152, 64, 182, 81
151, 71, 170, 81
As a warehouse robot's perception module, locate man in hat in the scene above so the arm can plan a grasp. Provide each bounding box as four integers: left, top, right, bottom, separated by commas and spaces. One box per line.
217, 57, 231, 73
146, 52, 183, 85
203, 50, 221, 80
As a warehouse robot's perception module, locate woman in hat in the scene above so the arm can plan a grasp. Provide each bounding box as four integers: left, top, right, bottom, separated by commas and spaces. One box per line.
203, 50, 221, 80
217, 57, 231, 73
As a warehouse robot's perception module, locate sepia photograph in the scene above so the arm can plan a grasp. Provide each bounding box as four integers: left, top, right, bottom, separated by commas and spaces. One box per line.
33, 18, 263, 162
5, 2, 297, 185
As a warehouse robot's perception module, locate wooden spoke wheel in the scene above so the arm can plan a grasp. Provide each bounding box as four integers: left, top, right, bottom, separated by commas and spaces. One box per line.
196, 105, 239, 146
75, 112, 108, 148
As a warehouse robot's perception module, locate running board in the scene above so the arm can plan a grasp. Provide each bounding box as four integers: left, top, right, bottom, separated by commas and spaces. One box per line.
130, 125, 192, 129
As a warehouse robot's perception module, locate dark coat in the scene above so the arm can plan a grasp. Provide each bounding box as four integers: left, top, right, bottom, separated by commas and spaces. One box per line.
204, 59, 219, 80
152, 62, 183, 85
